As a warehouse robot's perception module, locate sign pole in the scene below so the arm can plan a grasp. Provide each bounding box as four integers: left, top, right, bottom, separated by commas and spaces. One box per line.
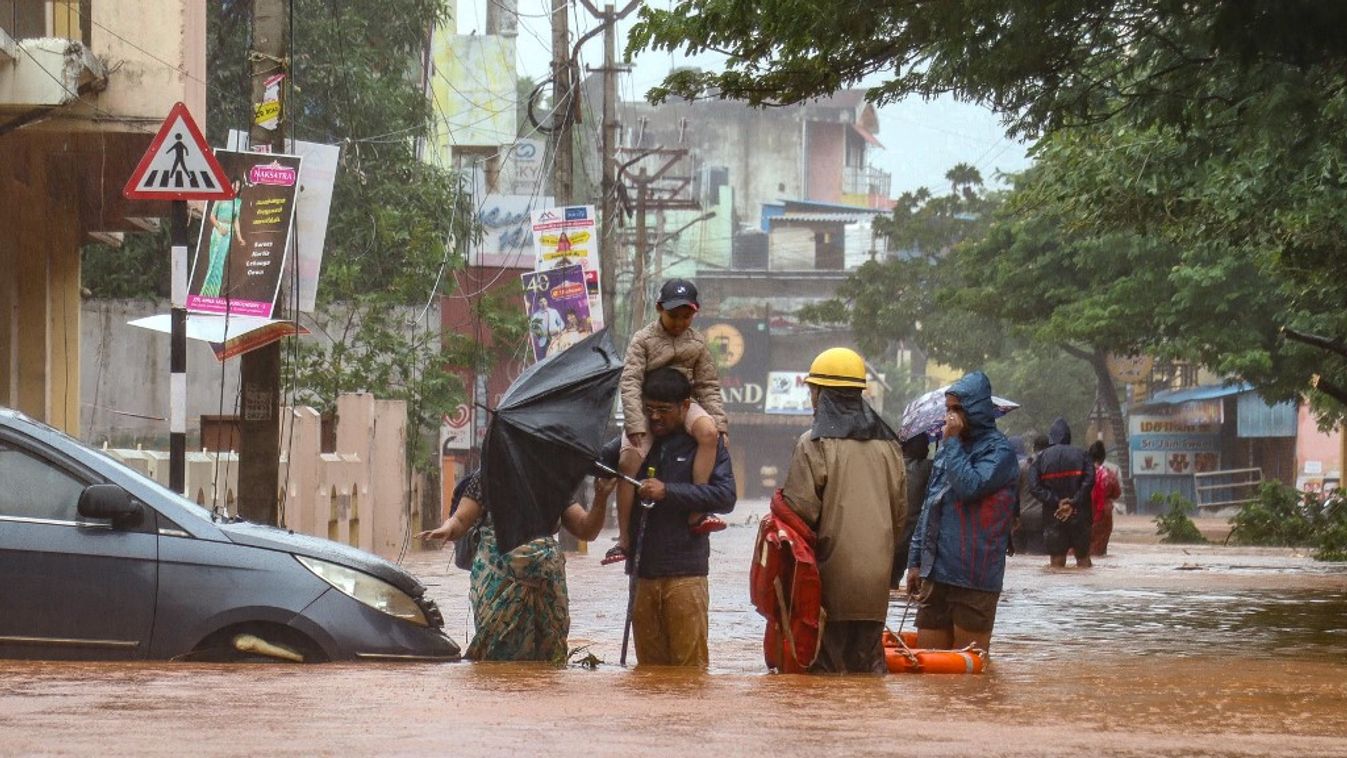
122, 100, 232, 496
169, 200, 189, 493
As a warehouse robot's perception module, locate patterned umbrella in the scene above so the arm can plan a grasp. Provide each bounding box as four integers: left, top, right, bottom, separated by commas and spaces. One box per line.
899, 385, 1019, 442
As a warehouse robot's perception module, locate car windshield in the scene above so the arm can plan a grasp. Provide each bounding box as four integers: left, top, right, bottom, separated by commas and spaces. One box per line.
11, 411, 220, 524
90, 448, 220, 524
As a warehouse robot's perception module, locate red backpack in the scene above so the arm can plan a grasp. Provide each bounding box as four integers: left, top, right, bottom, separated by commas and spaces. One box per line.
750, 490, 824, 673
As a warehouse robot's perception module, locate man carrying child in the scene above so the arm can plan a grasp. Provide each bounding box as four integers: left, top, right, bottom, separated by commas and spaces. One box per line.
604, 278, 730, 565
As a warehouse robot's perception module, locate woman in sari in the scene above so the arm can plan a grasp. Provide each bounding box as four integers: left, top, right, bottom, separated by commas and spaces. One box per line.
200, 178, 244, 297
419, 471, 615, 662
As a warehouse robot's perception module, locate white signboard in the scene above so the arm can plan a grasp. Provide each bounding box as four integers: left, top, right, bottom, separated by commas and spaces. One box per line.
765, 371, 813, 415
500, 139, 545, 195
473, 194, 554, 269
441, 404, 473, 452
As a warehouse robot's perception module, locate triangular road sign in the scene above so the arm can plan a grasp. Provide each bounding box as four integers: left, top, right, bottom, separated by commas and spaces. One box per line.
123, 102, 234, 201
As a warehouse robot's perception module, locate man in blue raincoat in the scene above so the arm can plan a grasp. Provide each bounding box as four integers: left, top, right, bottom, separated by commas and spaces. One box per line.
905, 372, 1019, 654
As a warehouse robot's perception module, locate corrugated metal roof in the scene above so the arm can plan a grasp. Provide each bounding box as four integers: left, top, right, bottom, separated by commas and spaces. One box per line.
773, 212, 872, 223
1140, 382, 1252, 407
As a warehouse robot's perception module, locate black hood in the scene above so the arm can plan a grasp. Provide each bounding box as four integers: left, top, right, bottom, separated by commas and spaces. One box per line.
811, 387, 898, 442
220, 521, 424, 596
1049, 416, 1072, 446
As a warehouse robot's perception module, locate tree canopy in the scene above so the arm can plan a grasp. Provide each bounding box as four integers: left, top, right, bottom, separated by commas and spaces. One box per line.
634, 0, 1347, 423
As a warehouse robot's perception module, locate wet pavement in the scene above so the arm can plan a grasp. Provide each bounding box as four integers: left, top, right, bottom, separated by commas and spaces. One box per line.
3, 501, 1347, 756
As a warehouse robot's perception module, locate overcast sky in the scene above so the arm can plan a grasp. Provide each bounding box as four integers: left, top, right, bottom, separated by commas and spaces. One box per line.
455, 0, 1034, 194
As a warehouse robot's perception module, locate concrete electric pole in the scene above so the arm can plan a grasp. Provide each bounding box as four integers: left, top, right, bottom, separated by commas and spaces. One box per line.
578, 0, 639, 332
237, 0, 289, 526
551, 0, 573, 205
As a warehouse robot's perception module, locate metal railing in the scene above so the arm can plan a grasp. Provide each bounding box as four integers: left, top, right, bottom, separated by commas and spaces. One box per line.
842, 165, 891, 197
1194, 467, 1263, 511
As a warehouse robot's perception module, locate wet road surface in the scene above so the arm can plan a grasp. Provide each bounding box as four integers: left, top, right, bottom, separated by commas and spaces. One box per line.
3, 503, 1346, 756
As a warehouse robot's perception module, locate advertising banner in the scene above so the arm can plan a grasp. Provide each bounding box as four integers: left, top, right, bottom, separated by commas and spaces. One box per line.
187, 150, 302, 318
521, 264, 594, 362
701, 319, 769, 413
532, 205, 597, 272
530, 205, 603, 328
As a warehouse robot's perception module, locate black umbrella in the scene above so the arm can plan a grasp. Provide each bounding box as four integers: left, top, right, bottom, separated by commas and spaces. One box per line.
481, 329, 624, 553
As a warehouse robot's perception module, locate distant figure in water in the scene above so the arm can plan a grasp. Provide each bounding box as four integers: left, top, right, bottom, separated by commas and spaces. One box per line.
1029, 418, 1095, 568
1089, 440, 1122, 557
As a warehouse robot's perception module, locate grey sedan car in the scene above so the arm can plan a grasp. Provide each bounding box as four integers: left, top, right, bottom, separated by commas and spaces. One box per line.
0, 408, 460, 663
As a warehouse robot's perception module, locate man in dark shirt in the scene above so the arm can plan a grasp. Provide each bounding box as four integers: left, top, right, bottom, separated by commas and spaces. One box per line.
1029, 418, 1095, 568
630, 367, 737, 667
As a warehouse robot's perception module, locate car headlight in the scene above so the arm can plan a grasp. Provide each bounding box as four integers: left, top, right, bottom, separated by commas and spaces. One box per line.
295, 555, 428, 627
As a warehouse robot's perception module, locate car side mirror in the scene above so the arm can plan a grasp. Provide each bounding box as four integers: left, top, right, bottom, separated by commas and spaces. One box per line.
78, 484, 143, 528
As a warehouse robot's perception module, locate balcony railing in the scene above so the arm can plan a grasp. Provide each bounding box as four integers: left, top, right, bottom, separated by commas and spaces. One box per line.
843, 165, 891, 197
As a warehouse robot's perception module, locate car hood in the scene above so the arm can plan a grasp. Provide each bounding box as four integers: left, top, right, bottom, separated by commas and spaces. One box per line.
219, 522, 425, 596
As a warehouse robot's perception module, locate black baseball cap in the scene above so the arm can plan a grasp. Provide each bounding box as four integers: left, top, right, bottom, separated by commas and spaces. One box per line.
657, 278, 700, 311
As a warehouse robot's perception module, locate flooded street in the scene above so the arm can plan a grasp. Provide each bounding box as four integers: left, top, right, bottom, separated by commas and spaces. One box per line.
4, 500, 1347, 756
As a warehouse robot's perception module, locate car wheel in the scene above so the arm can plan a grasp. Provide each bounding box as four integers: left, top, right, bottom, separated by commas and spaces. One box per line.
182, 622, 328, 664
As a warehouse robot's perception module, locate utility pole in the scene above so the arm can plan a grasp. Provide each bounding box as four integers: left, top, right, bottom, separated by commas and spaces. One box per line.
551, 0, 572, 204
238, 0, 288, 525
598, 4, 617, 331
577, 0, 638, 332
617, 147, 700, 334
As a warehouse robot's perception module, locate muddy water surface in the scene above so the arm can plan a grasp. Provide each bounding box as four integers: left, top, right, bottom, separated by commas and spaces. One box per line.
3, 504, 1346, 756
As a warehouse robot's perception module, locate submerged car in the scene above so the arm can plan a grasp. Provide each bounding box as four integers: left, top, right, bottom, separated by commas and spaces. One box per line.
0, 408, 460, 663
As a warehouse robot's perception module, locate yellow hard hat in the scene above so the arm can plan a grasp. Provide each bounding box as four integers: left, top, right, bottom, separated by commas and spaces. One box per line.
806, 347, 868, 389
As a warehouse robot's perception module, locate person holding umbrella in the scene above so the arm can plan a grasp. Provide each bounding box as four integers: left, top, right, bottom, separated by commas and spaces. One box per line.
420, 330, 628, 662
418, 467, 617, 662
627, 367, 737, 668
905, 371, 1019, 656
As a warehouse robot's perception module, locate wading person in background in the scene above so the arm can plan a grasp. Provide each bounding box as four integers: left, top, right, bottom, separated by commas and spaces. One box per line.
1089, 440, 1122, 557
905, 372, 1018, 655
1013, 433, 1051, 555
892, 433, 931, 589
782, 348, 906, 673
418, 468, 616, 662
1029, 418, 1095, 568
628, 367, 737, 668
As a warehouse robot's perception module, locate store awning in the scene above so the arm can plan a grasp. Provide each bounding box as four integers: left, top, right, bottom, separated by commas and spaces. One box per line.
1139, 382, 1253, 408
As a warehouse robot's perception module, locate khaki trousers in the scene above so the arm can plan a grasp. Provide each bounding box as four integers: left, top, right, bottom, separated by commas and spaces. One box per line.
632, 576, 709, 668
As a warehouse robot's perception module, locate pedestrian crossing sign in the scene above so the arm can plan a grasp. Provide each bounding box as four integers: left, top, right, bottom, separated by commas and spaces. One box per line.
123, 102, 234, 201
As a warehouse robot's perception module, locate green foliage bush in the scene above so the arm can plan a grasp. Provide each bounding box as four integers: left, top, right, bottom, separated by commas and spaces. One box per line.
1152, 492, 1207, 544
1228, 481, 1347, 561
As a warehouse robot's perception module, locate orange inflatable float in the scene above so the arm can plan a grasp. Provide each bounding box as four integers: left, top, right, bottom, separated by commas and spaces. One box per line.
882, 629, 987, 674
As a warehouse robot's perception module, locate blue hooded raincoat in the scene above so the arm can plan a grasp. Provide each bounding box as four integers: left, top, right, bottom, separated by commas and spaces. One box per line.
907, 372, 1019, 593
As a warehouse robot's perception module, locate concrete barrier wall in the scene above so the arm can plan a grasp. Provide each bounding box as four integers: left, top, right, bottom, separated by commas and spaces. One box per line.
106, 393, 410, 561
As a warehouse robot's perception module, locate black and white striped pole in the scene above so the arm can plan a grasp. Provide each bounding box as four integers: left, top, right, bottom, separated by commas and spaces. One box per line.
121, 102, 234, 497
169, 200, 188, 494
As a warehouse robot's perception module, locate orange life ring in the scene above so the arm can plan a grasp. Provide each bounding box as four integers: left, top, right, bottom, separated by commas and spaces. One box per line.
882, 629, 986, 674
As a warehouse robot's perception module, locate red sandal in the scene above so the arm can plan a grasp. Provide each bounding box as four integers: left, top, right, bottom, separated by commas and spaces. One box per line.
601, 545, 628, 565
690, 514, 727, 535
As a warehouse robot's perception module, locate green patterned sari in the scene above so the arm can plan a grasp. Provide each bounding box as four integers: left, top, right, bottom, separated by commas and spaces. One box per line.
465, 522, 571, 663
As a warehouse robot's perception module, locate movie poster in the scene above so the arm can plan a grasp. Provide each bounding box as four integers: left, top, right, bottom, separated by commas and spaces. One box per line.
520, 263, 593, 362
187, 150, 302, 319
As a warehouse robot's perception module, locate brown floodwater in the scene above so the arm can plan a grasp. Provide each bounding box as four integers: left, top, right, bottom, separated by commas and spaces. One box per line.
4, 505, 1347, 756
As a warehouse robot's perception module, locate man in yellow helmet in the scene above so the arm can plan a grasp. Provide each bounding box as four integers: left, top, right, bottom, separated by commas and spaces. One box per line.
780, 347, 907, 673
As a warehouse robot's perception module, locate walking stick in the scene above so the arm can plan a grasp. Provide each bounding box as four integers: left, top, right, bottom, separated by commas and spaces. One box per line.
620, 467, 656, 666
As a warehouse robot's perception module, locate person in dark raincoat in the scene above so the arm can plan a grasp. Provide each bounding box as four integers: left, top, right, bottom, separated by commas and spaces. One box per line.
892, 433, 932, 588
1029, 417, 1095, 568
905, 371, 1018, 654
